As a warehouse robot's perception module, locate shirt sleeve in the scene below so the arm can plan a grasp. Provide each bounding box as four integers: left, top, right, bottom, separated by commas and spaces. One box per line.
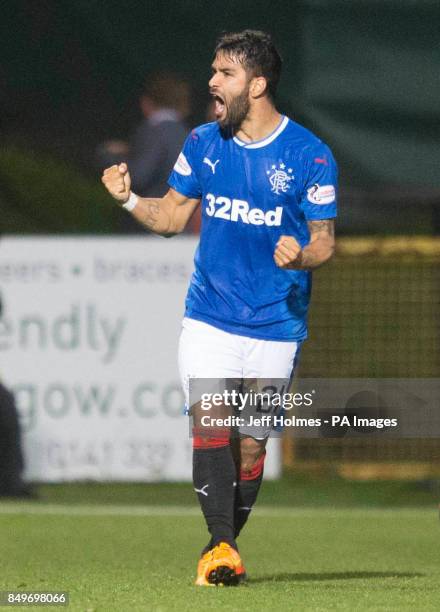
299, 143, 338, 220
167, 130, 202, 199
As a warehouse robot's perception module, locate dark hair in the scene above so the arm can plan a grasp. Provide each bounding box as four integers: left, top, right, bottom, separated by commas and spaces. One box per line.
214, 30, 282, 99
143, 72, 191, 115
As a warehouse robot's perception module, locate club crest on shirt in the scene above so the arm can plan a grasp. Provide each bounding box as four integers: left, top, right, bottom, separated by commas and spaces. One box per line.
266, 162, 294, 195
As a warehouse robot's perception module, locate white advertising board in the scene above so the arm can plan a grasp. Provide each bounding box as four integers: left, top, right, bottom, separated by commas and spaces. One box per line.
0, 237, 281, 481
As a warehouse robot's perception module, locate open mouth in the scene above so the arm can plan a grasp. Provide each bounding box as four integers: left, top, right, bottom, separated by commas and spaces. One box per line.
213, 94, 226, 117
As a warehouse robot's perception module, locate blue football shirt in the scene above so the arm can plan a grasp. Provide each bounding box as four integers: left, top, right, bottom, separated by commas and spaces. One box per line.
168, 115, 338, 341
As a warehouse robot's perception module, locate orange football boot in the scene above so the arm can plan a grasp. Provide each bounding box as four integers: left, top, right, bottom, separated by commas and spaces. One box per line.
206, 542, 247, 586
195, 549, 216, 586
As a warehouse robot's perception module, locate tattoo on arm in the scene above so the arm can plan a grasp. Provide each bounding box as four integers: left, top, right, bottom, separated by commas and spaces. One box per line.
307, 219, 335, 237
140, 200, 171, 232
296, 218, 335, 269
143, 202, 160, 229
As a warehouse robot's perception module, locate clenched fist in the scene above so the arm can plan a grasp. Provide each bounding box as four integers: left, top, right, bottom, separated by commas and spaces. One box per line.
274, 235, 303, 269
101, 163, 131, 203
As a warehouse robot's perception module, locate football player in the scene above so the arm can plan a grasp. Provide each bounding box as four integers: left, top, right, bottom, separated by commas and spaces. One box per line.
102, 29, 337, 586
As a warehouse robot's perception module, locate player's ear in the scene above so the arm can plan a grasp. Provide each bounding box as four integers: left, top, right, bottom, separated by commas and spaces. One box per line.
250, 76, 268, 99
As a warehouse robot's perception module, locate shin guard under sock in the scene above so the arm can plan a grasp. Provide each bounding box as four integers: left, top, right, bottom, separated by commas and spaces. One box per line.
234, 452, 266, 538
193, 444, 237, 550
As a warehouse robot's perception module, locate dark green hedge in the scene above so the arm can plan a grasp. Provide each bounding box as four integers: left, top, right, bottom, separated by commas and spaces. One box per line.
0, 147, 122, 234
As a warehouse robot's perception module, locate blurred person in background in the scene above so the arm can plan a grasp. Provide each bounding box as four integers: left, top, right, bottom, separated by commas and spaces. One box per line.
0, 292, 34, 498
96, 72, 197, 232
101, 30, 337, 586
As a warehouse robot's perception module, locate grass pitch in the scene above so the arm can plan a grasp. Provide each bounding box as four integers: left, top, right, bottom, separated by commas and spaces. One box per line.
1, 480, 439, 611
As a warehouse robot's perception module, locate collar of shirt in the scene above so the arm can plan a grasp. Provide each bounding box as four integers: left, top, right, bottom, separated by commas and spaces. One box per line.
149, 108, 181, 126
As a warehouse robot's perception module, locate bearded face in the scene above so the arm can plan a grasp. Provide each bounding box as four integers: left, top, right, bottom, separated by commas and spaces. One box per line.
213, 81, 251, 130
209, 52, 254, 132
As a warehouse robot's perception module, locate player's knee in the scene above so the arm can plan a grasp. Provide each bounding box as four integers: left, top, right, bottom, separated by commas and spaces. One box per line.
240, 455, 260, 473
239, 437, 266, 473
191, 401, 233, 449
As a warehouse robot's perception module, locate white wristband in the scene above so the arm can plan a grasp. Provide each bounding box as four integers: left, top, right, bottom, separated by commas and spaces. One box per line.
122, 191, 138, 211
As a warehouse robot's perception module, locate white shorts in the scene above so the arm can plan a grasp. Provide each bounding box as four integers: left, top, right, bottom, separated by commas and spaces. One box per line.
178, 317, 302, 438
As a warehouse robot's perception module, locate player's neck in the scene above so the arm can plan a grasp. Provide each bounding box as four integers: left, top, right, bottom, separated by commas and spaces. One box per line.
234, 104, 282, 144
